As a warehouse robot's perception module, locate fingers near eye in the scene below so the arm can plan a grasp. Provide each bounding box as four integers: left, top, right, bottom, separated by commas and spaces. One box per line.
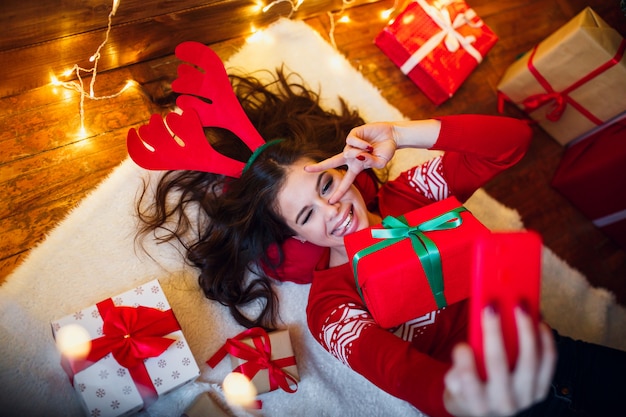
304, 154, 346, 172
328, 170, 358, 204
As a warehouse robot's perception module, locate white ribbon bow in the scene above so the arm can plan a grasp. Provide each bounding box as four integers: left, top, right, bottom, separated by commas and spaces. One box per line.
400, 0, 484, 75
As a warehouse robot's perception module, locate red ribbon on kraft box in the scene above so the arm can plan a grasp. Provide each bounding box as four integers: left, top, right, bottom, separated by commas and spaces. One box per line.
207, 328, 299, 396
499, 39, 626, 125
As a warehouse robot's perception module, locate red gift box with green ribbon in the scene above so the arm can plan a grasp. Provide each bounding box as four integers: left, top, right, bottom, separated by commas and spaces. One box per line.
207, 328, 299, 396
345, 197, 489, 328
51, 280, 200, 417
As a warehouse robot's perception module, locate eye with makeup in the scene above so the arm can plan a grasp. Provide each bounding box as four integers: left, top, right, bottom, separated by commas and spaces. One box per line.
299, 173, 334, 226
320, 173, 334, 196
301, 210, 312, 225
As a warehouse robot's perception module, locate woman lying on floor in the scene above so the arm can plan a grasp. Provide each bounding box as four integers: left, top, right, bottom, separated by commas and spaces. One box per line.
129, 43, 626, 417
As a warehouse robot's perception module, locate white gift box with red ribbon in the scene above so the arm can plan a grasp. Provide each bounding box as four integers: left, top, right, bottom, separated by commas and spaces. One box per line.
51, 280, 199, 417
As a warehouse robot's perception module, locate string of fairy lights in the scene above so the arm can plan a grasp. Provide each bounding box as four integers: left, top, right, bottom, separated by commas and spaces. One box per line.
50, 0, 136, 137
49, 0, 401, 138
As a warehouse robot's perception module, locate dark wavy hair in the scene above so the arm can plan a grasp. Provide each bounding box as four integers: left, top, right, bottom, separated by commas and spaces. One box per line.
136, 69, 369, 329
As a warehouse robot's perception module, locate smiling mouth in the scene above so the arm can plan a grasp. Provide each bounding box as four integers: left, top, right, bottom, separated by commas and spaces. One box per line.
332, 208, 354, 236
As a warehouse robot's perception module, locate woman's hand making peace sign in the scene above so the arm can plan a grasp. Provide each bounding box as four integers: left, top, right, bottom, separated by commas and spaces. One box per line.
305, 119, 442, 203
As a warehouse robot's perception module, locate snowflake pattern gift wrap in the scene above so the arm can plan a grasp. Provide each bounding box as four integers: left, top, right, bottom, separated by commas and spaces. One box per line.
345, 197, 490, 329
497, 7, 626, 146
50, 279, 200, 417
374, 0, 498, 105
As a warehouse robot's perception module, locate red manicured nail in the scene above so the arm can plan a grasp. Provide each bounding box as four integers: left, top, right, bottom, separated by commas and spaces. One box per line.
486, 301, 499, 315
366, 146, 374, 152
518, 299, 531, 314
356, 155, 366, 161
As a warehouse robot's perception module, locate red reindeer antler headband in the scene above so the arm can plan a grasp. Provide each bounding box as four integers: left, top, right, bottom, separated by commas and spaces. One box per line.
127, 41, 268, 178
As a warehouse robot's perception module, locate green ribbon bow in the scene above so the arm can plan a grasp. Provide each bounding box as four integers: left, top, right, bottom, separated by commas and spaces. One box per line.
352, 206, 468, 310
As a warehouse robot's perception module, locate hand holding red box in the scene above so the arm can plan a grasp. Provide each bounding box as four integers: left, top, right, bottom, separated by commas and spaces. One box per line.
469, 231, 543, 381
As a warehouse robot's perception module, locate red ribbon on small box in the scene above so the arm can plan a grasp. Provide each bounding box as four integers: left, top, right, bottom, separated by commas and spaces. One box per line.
207, 328, 298, 394
61, 298, 180, 407
499, 39, 626, 124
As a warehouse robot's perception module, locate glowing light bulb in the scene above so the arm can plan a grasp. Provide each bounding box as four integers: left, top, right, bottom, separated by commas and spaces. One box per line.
247, 30, 263, 43
338, 15, 350, 24
55, 324, 91, 359
123, 80, 135, 91
223, 372, 257, 409
251, 1, 263, 13
329, 55, 345, 72
381, 8, 394, 20
77, 125, 88, 139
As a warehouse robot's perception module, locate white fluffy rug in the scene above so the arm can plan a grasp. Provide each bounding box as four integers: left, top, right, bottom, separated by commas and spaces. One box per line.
1, 18, 625, 417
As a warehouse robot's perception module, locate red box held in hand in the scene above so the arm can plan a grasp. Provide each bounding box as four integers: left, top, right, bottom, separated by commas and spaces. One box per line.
345, 197, 490, 328
469, 231, 543, 381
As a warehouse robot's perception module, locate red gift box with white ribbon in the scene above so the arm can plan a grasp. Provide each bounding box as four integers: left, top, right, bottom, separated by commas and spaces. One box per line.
551, 113, 626, 249
497, 7, 626, 146
375, 0, 498, 105
344, 197, 490, 329
51, 280, 199, 417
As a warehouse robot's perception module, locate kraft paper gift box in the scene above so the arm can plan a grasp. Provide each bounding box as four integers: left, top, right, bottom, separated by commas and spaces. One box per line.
344, 196, 489, 329
51, 280, 200, 417
374, 0, 498, 105
497, 7, 626, 146
181, 392, 232, 417
207, 328, 299, 395
551, 113, 626, 249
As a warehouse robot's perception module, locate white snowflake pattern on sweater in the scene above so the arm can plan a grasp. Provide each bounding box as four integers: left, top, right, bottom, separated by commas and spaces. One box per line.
407, 156, 450, 201
320, 302, 376, 365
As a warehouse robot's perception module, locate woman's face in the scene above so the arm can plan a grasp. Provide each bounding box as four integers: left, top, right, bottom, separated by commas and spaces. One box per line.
276, 158, 371, 250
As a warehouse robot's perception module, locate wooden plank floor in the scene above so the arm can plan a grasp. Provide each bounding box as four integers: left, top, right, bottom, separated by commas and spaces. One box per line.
1, 0, 625, 307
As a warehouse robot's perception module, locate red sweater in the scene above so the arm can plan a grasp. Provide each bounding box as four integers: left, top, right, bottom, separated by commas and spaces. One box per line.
306, 115, 532, 417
